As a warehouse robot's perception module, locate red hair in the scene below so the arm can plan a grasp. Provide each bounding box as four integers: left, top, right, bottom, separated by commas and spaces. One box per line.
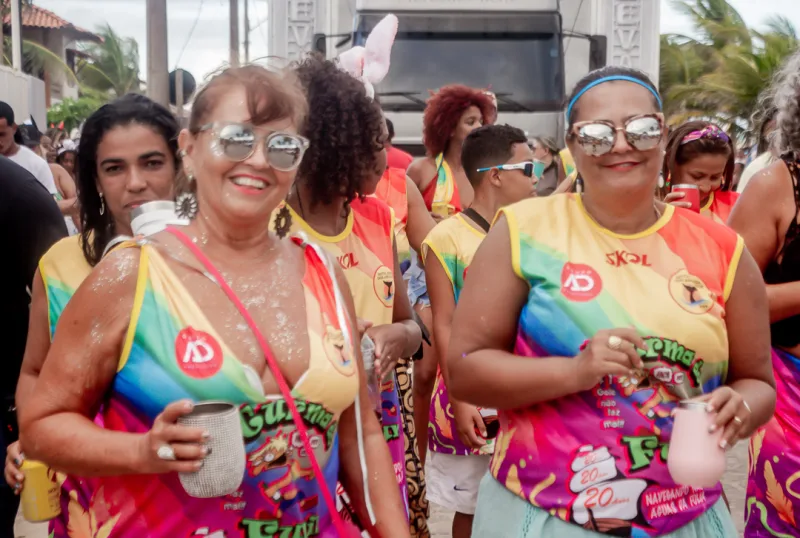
423, 84, 495, 156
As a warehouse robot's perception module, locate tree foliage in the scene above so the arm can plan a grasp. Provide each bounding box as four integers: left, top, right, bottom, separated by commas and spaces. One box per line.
660, 0, 799, 137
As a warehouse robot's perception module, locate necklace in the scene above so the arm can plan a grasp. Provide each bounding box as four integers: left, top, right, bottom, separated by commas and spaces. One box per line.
581, 194, 662, 232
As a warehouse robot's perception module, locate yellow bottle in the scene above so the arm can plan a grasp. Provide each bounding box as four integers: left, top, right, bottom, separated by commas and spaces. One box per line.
20, 460, 61, 522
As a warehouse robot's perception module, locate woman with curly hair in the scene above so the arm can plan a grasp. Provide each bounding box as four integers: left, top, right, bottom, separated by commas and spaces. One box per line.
279, 54, 425, 535
729, 49, 800, 537
408, 85, 495, 218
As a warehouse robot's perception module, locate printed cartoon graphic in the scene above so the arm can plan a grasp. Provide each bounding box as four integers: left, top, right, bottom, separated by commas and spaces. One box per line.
668, 270, 714, 314
191, 528, 227, 538
568, 445, 648, 536
617, 372, 673, 434
322, 323, 353, 368
248, 436, 316, 518
372, 266, 395, 307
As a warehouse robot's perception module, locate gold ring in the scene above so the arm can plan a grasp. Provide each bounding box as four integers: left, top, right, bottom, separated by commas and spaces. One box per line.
608, 335, 624, 350
733, 416, 743, 425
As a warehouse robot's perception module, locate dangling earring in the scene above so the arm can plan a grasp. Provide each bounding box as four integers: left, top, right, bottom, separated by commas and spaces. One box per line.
575, 176, 584, 194
175, 171, 199, 219
99, 192, 105, 215
657, 173, 665, 189
274, 198, 292, 239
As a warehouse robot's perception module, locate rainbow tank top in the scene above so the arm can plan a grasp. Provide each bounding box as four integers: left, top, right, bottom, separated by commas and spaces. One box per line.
374, 167, 411, 273
421, 214, 494, 457
701, 190, 739, 225
422, 154, 462, 218
492, 194, 743, 536
39, 236, 98, 538
83, 238, 359, 536
275, 199, 409, 517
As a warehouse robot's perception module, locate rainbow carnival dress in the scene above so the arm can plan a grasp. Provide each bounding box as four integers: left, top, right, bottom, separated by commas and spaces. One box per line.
487, 194, 743, 536
55, 236, 360, 537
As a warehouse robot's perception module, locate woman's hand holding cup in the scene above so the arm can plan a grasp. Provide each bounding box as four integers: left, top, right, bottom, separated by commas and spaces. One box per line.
137, 400, 210, 474
573, 329, 648, 392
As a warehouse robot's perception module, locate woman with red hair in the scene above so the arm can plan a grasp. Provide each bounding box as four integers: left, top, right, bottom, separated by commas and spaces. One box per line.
409, 85, 495, 217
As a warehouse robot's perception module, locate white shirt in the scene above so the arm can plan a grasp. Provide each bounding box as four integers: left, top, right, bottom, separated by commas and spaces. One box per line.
736, 152, 775, 193
8, 145, 58, 196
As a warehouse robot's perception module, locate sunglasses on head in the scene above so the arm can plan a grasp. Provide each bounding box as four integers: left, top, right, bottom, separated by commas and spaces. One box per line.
199, 122, 309, 172
476, 160, 546, 179
569, 114, 664, 157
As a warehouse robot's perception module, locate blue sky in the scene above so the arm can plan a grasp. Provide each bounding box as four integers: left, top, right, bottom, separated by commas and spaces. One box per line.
38, 0, 800, 82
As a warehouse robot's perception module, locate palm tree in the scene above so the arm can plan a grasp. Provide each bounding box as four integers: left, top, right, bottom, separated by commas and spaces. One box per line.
75, 24, 142, 97
1, 0, 78, 85
660, 0, 799, 136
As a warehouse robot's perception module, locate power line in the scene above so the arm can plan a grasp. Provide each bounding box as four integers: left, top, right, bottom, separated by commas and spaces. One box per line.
175, 0, 206, 69
564, 0, 587, 55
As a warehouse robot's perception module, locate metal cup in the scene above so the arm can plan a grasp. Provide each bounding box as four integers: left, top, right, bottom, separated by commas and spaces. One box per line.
177, 401, 245, 498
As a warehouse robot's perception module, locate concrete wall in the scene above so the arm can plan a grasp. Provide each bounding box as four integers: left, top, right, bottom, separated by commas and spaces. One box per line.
0, 66, 47, 127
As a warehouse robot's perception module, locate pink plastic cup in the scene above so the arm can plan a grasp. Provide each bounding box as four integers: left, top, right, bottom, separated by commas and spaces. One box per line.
667, 400, 726, 488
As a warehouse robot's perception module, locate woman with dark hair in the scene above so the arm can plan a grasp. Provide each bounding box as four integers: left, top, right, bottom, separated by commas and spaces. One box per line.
279, 53, 424, 536
661, 120, 739, 224
20, 63, 406, 537
55, 140, 78, 180
448, 65, 775, 536
4, 93, 180, 536
729, 49, 800, 537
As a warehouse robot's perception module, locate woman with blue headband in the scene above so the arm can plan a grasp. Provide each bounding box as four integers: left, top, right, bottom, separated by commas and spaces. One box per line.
446, 65, 776, 537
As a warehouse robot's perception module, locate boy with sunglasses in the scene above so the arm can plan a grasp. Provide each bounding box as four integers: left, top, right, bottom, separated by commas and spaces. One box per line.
420, 124, 536, 538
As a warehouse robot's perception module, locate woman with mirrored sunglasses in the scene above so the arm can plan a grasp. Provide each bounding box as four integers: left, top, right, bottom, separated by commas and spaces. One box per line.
447, 65, 775, 537
20, 64, 408, 538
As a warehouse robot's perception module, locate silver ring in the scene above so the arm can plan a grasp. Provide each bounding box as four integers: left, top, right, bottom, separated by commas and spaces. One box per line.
156, 444, 176, 461
608, 335, 624, 350
733, 416, 743, 425
742, 400, 751, 414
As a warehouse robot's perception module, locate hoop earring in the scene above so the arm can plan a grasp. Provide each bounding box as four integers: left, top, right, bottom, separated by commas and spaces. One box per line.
175, 171, 199, 220
274, 200, 292, 239
99, 192, 105, 215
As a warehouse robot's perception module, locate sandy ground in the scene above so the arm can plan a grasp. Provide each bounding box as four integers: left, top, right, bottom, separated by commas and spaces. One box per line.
15, 444, 749, 537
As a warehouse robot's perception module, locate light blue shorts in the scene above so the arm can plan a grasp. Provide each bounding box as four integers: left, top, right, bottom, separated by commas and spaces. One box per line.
473, 474, 738, 538
404, 250, 430, 308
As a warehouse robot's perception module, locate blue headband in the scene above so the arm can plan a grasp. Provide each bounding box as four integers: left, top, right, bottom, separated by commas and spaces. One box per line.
566, 75, 663, 122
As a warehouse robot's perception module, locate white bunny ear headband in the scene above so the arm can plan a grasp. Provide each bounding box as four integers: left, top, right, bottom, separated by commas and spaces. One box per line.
336, 14, 398, 100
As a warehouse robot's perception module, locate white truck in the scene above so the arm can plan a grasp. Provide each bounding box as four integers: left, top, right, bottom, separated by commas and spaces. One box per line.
307, 0, 660, 154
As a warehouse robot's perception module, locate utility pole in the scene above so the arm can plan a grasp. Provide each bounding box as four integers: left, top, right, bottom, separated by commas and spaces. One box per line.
10, 0, 22, 70
230, 0, 240, 67
243, 0, 250, 64
146, 0, 169, 106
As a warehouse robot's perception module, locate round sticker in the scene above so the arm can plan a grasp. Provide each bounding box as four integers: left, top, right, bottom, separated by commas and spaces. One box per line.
174, 327, 224, 379
561, 263, 602, 302
668, 269, 715, 314
372, 265, 394, 307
